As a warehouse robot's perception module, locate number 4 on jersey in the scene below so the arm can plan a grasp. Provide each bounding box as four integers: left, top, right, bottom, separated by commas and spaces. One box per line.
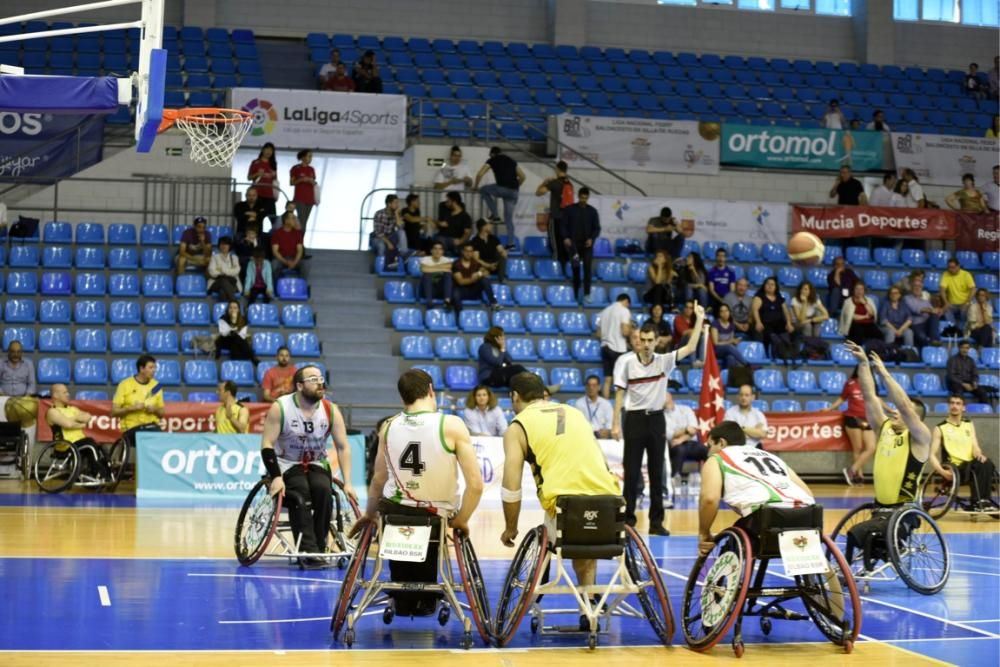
399, 441, 426, 476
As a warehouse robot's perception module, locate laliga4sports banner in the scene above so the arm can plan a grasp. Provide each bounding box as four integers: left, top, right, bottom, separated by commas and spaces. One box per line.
722, 123, 886, 171
890, 132, 996, 187
230, 87, 406, 152
762, 412, 850, 452
791, 205, 956, 240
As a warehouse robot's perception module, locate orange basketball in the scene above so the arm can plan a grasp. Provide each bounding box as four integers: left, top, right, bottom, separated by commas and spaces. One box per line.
787, 231, 825, 267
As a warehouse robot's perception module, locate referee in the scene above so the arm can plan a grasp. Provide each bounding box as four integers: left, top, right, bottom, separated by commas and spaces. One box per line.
612, 304, 705, 534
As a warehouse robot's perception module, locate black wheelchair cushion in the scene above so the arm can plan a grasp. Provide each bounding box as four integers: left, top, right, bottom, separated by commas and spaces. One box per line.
377, 500, 445, 608
555, 495, 625, 560
752, 504, 824, 559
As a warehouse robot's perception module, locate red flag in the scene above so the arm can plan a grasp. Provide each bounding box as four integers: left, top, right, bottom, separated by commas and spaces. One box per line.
696, 331, 726, 443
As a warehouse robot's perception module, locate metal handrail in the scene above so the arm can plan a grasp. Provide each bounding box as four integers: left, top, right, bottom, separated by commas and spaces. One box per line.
357, 185, 491, 250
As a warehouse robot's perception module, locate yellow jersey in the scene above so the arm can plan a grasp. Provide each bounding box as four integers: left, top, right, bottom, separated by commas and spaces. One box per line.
940, 270, 975, 306
511, 400, 620, 514
113, 376, 164, 431
872, 420, 923, 505
215, 402, 248, 434
938, 419, 975, 466
49, 405, 87, 443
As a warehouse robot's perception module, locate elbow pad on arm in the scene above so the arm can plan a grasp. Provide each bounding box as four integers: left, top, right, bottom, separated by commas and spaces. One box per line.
261, 448, 282, 479
501, 486, 522, 503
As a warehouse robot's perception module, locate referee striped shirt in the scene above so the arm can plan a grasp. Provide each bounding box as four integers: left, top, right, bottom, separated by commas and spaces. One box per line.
613, 351, 677, 412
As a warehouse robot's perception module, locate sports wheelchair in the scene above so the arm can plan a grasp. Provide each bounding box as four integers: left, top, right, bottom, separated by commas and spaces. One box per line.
493, 495, 674, 650
330, 507, 491, 650
234, 474, 360, 568
831, 501, 949, 595
920, 462, 1000, 521
32, 435, 127, 493
0, 421, 30, 481
682, 505, 861, 658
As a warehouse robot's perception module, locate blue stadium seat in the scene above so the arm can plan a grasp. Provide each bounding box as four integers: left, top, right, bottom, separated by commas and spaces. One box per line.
507, 337, 537, 362
141, 248, 172, 271
976, 273, 999, 291
983, 252, 999, 271
526, 311, 558, 334
392, 307, 424, 332
146, 329, 179, 354
74, 246, 105, 269
109, 301, 139, 325
76, 391, 109, 401
493, 284, 515, 307
777, 266, 803, 287
107, 272, 139, 297
2, 327, 34, 352
37, 358, 72, 384
863, 270, 889, 291
187, 392, 219, 403
732, 242, 760, 263
490, 309, 524, 334
558, 312, 591, 335
927, 249, 949, 269
982, 348, 1000, 370
38, 327, 71, 353
550, 367, 584, 393
924, 272, 941, 292
75, 222, 104, 244
787, 370, 822, 394
830, 343, 855, 366
39, 300, 70, 324
613, 238, 646, 258
819, 370, 847, 394
815, 319, 839, 340
249, 331, 282, 357
686, 369, 704, 391
745, 265, 772, 287
73, 272, 106, 296
384, 281, 416, 304
43, 221, 73, 244
608, 286, 638, 305
523, 236, 550, 257
534, 259, 564, 281
845, 246, 874, 267
276, 278, 309, 300
546, 285, 577, 307
965, 403, 993, 414
74, 328, 107, 353
221, 360, 255, 386
142, 274, 173, 296
761, 243, 790, 264
506, 259, 533, 281
42, 246, 72, 268
110, 359, 134, 384
445, 366, 477, 391
412, 365, 444, 389
140, 224, 169, 245
3, 297, 34, 323
872, 247, 902, 267
539, 338, 572, 362
287, 332, 320, 357
771, 399, 802, 412
110, 329, 143, 354
572, 339, 602, 362
176, 274, 206, 297
434, 335, 468, 360
425, 309, 458, 332
184, 360, 219, 386
754, 369, 788, 393
281, 304, 314, 328
514, 285, 545, 307
737, 341, 768, 363
955, 250, 982, 270
108, 247, 139, 269
143, 302, 175, 326
459, 309, 489, 333
108, 223, 138, 245
41, 272, 71, 296
5, 271, 37, 295
171, 302, 206, 328
593, 237, 614, 258
73, 358, 108, 384
596, 261, 627, 283
524, 367, 549, 385
920, 346, 947, 368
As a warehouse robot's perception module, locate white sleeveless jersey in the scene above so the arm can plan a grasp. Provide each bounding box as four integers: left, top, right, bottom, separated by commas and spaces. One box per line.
273, 394, 334, 472
714, 446, 814, 517
382, 411, 458, 514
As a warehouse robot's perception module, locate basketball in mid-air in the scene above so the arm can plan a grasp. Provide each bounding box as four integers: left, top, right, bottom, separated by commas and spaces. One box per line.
787, 231, 825, 266
4, 396, 38, 428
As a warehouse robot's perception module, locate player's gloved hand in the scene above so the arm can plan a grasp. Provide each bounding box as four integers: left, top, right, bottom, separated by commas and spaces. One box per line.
449, 516, 470, 535
348, 514, 376, 539
269, 476, 285, 498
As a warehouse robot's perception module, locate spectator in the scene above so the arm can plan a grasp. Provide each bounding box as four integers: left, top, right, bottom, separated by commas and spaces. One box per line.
680, 251, 710, 308
987, 115, 999, 139
722, 384, 768, 449
598, 293, 633, 398
891, 178, 917, 207
904, 273, 942, 348
648, 303, 673, 353
664, 391, 706, 492
723, 277, 754, 339
453, 242, 499, 313
260, 346, 295, 402
830, 165, 867, 206
946, 341, 991, 404
317, 48, 343, 87
968, 288, 996, 348
707, 248, 736, 313
673, 301, 697, 353
434, 191, 472, 254
0, 340, 35, 396
215, 380, 250, 434
235, 225, 266, 272
573, 375, 613, 439
462, 385, 507, 436
945, 173, 988, 213
869, 172, 897, 207
207, 236, 242, 303
323, 62, 355, 92
247, 143, 278, 224
643, 250, 680, 311
370, 194, 401, 269
986, 165, 999, 212
419, 241, 454, 310
560, 186, 600, 303
401, 193, 432, 255
433, 146, 473, 221
243, 247, 274, 303
866, 109, 891, 132
233, 186, 268, 239
822, 99, 846, 129
280, 200, 303, 231
177, 216, 212, 274
289, 150, 319, 230
470, 218, 507, 283
712, 303, 750, 369
474, 146, 525, 240
477, 326, 528, 389
535, 160, 573, 261
352, 50, 383, 93
849, 118, 862, 130
826, 255, 859, 317
271, 212, 306, 279
111, 355, 164, 442
839, 281, 880, 345
880, 285, 914, 348
791, 280, 829, 338
751, 276, 794, 357
989, 56, 999, 98
645, 206, 684, 259
900, 168, 927, 207
964, 62, 984, 100
215, 300, 257, 363
940, 257, 977, 330
823, 366, 875, 486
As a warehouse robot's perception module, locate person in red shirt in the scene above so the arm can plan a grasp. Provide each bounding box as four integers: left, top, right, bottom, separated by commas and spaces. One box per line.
823, 366, 876, 486
271, 211, 305, 278
324, 62, 355, 93
248, 142, 278, 225
261, 346, 297, 402
289, 149, 318, 230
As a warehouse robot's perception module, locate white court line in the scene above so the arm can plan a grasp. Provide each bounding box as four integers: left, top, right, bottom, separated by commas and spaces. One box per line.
219, 616, 329, 625
951, 552, 1000, 562
964, 619, 1000, 624
97, 585, 111, 607
946, 568, 1000, 577
655, 566, 689, 583
879, 636, 1000, 643
186, 573, 341, 585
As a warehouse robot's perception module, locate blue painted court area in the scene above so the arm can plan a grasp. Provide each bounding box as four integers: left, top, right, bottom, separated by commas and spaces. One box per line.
1, 533, 997, 663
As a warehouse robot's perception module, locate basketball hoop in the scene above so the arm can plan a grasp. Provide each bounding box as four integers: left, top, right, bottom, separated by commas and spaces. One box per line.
159, 107, 253, 168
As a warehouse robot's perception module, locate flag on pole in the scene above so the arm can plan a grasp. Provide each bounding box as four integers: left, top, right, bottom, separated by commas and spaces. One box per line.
696, 330, 726, 443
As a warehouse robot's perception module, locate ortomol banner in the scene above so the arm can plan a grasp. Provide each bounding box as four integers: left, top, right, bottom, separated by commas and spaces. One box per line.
890, 132, 997, 186
791, 205, 957, 240
762, 412, 850, 452
722, 123, 885, 172
557, 114, 720, 175
230, 88, 406, 152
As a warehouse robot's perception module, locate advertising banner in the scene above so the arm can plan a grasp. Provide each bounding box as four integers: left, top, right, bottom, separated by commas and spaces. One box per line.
762, 412, 851, 452
791, 205, 956, 240
722, 123, 885, 171
0, 113, 104, 182
230, 88, 406, 152
890, 132, 997, 186
557, 114, 720, 175
955, 212, 1000, 253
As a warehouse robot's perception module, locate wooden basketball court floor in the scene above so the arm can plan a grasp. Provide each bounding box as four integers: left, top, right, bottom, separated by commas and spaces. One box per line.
0, 481, 997, 666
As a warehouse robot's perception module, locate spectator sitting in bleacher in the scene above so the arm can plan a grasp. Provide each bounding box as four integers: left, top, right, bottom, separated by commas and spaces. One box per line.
477, 326, 528, 389
434, 146, 474, 221
707, 248, 736, 315
904, 272, 942, 348
208, 236, 242, 303
248, 143, 278, 225
945, 174, 988, 213
235, 223, 266, 270
712, 304, 749, 369
791, 280, 829, 338
560, 186, 600, 304
435, 191, 472, 255
964, 62, 985, 100
723, 277, 754, 340
664, 391, 706, 493
643, 250, 680, 311
869, 172, 897, 207
281, 201, 303, 231
216, 300, 258, 364
215, 380, 250, 434
462, 385, 507, 437
535, 160, 573, 261
573, 375, 613, 439
324, 62, 355, 92
0, 340, 35, 397
940, 257, 977, 331
243, 247, 274, 304
402, 194, 433, 256
988, 166, 1000, 212
645, 207, 684, 259
470, 218, 508, 283
880, 286, 914, 348
233, 186, 268, 239
317, 48, 344, 87
751, 276, 795, 358
177, 216, 212, 275
272, 212, 306, 279
261, 346, 296, 402
826, 255, 859, 317
839, 281, 879, 346
967, 288, 996, 349
419, 241, 454, 311
453, 242, 500, 314
680, 252, 710, 309
648, 303, 673, 354
371, 194, 401, 270
673, 302, 701, 366
900, 169, 928, 207
352, 50, 383, 93
821, 99, 846, 129
866, 109, 891, 133
722, 384, 767, 449
946, 341, 992, 405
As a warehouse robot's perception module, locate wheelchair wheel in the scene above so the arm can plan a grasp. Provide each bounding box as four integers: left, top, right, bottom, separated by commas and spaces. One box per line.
105, 438, 129, 492
331, 520, 376, 640
681, 527, 752, 652
454, 528, 494, 646
33, 441, 80, 494
919, 465, 957, 520
798, 534, 862, 650
234, 479, 282, 566
887, 506, 949, 595
829, 502, 878, 576
624, 525, 674, 646
494, 526, 548, 648
328, 477, 362, 557
17, 432, 30, 481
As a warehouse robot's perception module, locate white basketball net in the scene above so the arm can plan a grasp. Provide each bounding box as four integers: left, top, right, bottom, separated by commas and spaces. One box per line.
173, 110, 253, 168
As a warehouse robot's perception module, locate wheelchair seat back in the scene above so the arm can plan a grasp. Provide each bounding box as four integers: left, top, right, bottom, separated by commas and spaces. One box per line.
555, 495, 626, 560
755, 504, 823, 559
0, 422, 23, 463
380, 505, 445, 615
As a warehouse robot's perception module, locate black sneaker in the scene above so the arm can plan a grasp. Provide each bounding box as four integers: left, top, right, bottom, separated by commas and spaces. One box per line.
649, 523, 670, 537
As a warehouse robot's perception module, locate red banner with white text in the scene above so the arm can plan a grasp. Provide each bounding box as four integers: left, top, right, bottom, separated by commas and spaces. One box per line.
761, 411, 851, 452
792, 205, 957, 239
954, 212, 1000, 254
36, 400, 271, 443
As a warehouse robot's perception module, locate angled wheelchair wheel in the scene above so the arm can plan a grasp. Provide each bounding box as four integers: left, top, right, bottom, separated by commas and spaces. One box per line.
329, 477, 362, 557
830, 501, 878, 576
494, 525, 548, 648
919, 465, 957, 520
624, 524, 674, 646
234, 479, 282, 566
454, 528, 494, 646
887, 506, 949, 595
681, 527, 752, 652
331, 520, 376, 640
105, 438, 129, 492
17, 432, 30, 481
799, 535, 862, 651
33, 441, 80, 494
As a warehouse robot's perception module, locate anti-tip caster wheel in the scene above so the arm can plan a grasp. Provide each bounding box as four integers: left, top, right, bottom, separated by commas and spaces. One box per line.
843, 639, 854, 654
462, 631, 473, 650
760, 617, 772, 635
438, 605, 450, 626
344, 628, 355, 647
588, 633, 597, 650
382, 606, 395, 625
337, 556, 348, 569
530, 616, 539, 634
733, 639, 744, 658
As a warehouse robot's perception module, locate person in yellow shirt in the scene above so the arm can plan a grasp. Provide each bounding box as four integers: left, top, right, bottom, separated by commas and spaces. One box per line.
46, 383, 109, 479
939, 257, 977, 331
928, 394, 996, 510
215, 381, 250, 434
111, 355, 165, 446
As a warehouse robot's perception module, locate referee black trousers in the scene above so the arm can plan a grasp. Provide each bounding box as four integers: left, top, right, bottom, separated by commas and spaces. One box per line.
624, 411, 667, 525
